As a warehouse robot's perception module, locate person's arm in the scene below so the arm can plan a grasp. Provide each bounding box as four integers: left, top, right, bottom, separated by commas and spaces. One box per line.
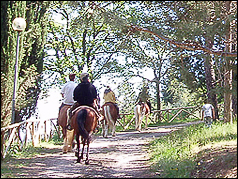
61, 84, 66, 99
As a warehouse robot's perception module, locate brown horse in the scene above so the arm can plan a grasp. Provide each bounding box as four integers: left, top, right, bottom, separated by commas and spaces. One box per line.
58, 105, 75, 153
70, 105, 98, 164
101, 102, 118, 138
134, 102, 150, 131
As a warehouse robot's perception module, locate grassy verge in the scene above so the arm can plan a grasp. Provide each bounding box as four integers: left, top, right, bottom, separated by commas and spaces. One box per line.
148, 120, 237, 178
1, 141, 62, 178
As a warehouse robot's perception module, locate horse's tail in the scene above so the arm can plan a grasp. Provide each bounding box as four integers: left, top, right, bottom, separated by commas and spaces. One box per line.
77, 109, 89, 140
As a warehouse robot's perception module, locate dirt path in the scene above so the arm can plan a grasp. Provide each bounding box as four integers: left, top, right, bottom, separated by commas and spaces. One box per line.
9, 121, 202, 178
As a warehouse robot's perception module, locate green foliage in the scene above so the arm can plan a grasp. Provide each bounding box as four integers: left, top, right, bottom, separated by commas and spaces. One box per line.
1, 1, 236, 127
1, 1, 53, 126
48, 130, 64, 145
148, 120, 237, 178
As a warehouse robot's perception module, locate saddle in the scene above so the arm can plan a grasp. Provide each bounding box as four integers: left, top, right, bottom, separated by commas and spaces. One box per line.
70, 105, 104, 121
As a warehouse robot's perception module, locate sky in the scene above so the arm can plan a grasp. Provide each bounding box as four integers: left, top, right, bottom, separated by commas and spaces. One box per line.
33, 67, 154, 121
31, 9, 156, 121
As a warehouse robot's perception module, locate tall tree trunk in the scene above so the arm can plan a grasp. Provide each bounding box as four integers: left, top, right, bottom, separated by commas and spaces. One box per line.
204, 35, 219, 121
223, 1, 234, 123
204, 55, 219, 120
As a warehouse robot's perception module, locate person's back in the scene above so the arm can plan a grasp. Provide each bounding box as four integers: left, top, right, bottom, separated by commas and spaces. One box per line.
137, 86, 149, 103
103, 86, 120, 118
61, 80, 77, 105
67, 72, 101, 130
103, 89, 116, 104
59, 73, 77, 112
202, 104, 214, 118
74, 80, 97, 106
202, 99, 215, 127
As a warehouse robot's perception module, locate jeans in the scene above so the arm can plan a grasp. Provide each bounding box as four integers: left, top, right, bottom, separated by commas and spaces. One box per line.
204, 116, 213, 127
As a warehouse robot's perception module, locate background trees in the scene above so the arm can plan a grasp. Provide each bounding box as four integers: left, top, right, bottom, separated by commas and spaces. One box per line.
1, 1, 236, 127
1, 1, 52, 127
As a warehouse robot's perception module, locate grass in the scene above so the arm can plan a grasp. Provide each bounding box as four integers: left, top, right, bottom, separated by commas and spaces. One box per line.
148, 120, 237, 178
1, 117, 236, 178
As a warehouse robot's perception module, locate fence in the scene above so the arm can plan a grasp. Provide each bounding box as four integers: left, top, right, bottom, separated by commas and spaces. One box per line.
116, 106, 201, 129
1, 106, 201, 158
1, 118, 59, 159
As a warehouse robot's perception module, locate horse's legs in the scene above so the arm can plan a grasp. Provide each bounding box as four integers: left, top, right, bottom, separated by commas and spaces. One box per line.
62, 128, 68, 154
102, 120, 105, 137
135, 106, 141, 131
112, 123, 116, 137
105, 124, 108, 138
76, 133, 81, 163
102, 120, 108, 138
80, 138, 85, 162
145, 114, 148, 129
85, 138, 90, 165
138, 115, 142, 131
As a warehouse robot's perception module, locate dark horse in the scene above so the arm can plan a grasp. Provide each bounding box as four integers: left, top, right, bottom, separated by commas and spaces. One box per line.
58, 105, 75, 153
134, 102, 150, 131
70, 105, 99, 164
101, 102, 118, 138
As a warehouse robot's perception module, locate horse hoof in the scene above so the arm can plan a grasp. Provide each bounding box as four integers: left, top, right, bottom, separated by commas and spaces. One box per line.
85, 160, 89, 165
77, 159, 81, 163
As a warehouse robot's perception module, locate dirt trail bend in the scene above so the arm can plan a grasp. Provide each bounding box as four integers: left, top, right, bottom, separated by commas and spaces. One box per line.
11, 121, 202, 178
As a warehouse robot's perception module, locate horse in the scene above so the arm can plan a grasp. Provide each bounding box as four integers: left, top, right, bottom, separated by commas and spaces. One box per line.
70, 105, 99, 164
134, 102, 150, 131
101, 102, 118, 138
58, 105, 75, 153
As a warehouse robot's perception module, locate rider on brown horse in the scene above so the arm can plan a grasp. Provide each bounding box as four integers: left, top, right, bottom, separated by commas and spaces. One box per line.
136, 85, 152, 113
67, 72, 103, 130
103, 86, 120, 119
58, 73, 77, 125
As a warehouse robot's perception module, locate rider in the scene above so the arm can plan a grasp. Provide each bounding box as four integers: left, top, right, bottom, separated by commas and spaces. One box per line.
58, 73, 77, 125
136, 85, 152, 113
103, 86, 120, 119
67, 72, 103, 130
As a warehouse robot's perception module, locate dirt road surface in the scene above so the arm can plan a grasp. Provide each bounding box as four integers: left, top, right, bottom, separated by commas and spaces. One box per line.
10, 121, 202, 178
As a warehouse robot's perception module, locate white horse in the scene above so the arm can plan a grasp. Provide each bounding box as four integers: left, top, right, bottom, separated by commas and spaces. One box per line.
134, 102, 150, 131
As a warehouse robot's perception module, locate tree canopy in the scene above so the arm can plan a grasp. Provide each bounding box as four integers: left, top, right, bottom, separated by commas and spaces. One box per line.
1, 1, 236, 127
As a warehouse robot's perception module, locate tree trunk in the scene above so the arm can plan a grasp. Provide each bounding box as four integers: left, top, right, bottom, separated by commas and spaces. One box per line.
223, 1, 234, 123
156, 82, 161, 110
224, 69, 233, 123
204, 56, 219, 120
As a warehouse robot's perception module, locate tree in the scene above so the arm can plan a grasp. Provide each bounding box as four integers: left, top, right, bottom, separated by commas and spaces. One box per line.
1, 1, 52, 127
124, 1, 237, 122
43, 1, 128, 88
